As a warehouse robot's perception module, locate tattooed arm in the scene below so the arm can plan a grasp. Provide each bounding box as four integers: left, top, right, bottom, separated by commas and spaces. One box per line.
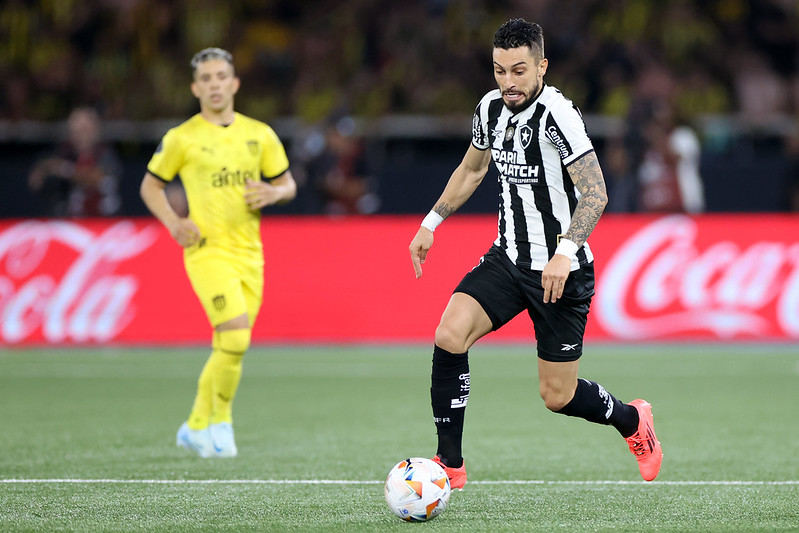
409, 144, 492, 278
541, 150, 607, 302
563, 151, 608, 247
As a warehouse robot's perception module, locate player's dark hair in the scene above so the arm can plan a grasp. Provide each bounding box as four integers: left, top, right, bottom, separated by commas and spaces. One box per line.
493, 18, 544, 58
191, 47, 235, 76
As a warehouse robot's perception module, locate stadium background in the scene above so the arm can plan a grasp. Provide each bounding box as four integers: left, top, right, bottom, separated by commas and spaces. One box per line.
1, 0, 799, 346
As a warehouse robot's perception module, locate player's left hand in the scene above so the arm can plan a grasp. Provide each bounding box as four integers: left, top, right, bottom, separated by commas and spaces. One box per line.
244, 179, 282, 210
541, 254, 571, 303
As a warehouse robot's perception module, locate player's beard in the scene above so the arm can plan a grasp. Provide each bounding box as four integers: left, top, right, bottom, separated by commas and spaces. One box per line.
503, 81, 542, 114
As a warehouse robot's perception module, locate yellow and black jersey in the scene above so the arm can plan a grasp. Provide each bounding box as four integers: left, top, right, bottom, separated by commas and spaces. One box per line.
147, 112, 289, 256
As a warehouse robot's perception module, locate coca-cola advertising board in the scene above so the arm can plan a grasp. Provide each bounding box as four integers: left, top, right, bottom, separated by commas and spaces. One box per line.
1, 214, 797, 346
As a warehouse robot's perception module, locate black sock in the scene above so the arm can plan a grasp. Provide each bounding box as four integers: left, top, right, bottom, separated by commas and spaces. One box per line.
430, 345, 469, 468
556, 379, 639, 438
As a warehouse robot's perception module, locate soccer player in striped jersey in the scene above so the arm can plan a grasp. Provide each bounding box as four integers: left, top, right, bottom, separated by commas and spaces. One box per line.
409, 19, 662, 487
140, 48, 296, 458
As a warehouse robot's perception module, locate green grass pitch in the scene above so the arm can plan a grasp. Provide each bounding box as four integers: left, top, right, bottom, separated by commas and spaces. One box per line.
1, 344, 797, 531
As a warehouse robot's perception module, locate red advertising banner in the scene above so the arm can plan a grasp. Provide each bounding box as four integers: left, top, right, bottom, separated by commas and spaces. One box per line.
591, 214, 799, 341
1, 214, 798, 346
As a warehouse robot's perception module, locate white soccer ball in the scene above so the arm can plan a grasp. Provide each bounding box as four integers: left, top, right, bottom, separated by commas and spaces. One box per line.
384, 457, 451, 522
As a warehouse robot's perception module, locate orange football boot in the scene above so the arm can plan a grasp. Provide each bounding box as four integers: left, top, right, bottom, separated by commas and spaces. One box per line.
432, 455, 467, 490
625, 399, 663, 481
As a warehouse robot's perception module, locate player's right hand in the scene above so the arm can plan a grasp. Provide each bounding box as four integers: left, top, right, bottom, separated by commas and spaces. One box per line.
409, 227, 434, 279
169, 218, 202, 248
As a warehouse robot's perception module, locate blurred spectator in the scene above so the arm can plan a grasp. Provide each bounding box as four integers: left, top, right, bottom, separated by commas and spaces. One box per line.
732, 47, 789, 124
635, 101, 704, 213
303, 113, 380, 215
27, 107, 122, 217
603, 137, 638, 213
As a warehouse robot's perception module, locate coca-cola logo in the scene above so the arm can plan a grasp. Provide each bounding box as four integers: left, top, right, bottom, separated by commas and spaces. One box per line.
596, 215, 799, 338
0, 220, 157, 343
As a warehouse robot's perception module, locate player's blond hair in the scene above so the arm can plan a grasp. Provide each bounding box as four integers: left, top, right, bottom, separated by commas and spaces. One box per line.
190, 47, 234, 77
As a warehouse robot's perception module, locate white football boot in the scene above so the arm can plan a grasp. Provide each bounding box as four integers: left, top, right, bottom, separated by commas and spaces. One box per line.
209, 422, 238, 458
176, 422, 215, 458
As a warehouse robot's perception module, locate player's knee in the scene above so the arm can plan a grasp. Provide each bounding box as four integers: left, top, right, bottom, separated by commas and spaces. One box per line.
541, 392, 571, 412
434, 322, 469, 354
217, 328, 251, 355
539, 382, 572, 412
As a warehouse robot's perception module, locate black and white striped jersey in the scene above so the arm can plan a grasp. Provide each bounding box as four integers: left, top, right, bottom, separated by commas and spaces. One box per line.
472, 85, 595, 271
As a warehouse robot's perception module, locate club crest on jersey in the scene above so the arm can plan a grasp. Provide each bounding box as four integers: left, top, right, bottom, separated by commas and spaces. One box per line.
504, 125, 515, 142
518, 124, 533, 149
247, 140, 259, 155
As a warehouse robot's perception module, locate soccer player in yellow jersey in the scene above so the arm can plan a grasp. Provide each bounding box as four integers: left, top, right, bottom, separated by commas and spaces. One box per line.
140, 47, 296, 458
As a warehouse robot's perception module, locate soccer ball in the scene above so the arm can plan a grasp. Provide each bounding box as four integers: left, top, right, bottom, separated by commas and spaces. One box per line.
384, 457, 451, 522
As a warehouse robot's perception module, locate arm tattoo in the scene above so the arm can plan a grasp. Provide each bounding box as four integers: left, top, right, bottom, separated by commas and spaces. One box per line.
564, 151, 608, 247
433, 202, 456, 220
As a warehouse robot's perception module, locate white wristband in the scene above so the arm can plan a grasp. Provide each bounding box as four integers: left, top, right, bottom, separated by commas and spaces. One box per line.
555, 238, 579, 260
421, 211, 444, 233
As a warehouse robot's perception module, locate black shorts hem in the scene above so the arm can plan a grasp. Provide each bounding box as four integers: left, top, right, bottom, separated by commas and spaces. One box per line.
537, 348, 583, 363
453, 288, 503, 331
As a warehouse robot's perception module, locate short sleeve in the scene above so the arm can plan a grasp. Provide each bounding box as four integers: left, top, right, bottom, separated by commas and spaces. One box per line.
471, 103, 489, 150
260, 125, 290, 180
146, 128, 183, 182
544, 100, 594, 166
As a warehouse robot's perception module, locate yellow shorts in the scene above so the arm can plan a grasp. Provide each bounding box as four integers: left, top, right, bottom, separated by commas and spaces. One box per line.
184, 248, 264, 328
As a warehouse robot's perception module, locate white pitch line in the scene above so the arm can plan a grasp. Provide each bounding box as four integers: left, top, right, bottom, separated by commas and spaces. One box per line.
1, 479, 797, 486
0, 479, 379, 485
473, 480, 799, 486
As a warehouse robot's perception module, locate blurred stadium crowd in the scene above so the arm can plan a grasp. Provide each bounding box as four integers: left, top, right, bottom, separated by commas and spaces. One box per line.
3, 0, 799, 121
2, 0, 799, 216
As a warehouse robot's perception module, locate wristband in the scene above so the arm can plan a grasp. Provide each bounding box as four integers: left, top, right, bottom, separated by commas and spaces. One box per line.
554, 238, 579, 260
421, 211, 444, 232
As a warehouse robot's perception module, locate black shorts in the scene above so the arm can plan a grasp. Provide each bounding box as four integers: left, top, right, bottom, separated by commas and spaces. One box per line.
454, 245, 595, 362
